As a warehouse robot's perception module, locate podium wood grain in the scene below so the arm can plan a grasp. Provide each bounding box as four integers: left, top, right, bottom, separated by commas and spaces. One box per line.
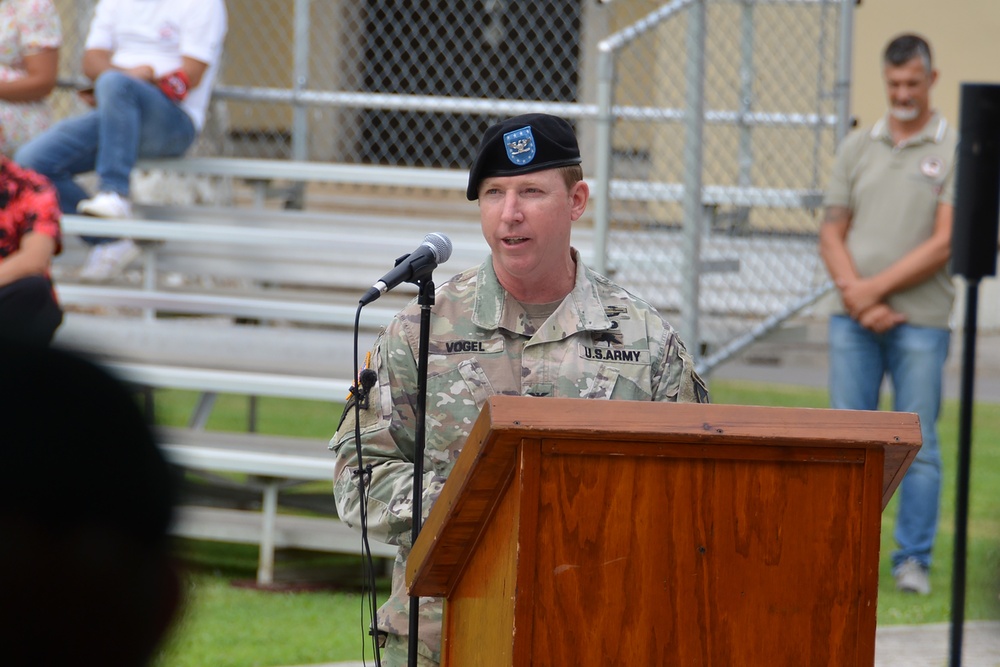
408, 397, 920, 666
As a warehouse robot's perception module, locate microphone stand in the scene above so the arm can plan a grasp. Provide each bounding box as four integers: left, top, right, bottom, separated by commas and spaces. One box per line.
408, 277, 435, 667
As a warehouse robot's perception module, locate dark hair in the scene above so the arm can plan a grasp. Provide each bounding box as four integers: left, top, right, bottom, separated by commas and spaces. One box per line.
0, 343, 176, 548
883, 33, 932, 73
0, 343, 181, 666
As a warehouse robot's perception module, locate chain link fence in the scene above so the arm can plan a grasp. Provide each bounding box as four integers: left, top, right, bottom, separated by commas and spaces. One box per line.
50, 0, 850, 370
592, 0, 846, 369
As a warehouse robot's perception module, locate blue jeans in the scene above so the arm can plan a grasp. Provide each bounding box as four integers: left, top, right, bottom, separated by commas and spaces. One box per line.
828, 315, 950, 570
14, 71, 196, 243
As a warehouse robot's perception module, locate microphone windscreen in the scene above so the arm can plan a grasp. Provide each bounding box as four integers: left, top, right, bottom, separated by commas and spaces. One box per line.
423, 233, 453, 264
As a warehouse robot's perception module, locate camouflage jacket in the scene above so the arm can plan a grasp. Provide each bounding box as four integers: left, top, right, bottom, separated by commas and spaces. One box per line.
330, 250, 708, 660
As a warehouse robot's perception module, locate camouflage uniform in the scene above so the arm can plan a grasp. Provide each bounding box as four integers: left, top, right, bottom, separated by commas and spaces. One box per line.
330, 250, 708, 664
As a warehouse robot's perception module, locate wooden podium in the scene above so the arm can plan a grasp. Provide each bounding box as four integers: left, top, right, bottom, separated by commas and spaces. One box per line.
406, 396, 921, 666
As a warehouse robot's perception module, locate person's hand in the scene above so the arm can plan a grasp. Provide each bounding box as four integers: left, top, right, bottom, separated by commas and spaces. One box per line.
837, 276, 884, 320
77, 87, 96, 107
857, 303, 907, 334
124, 65, 155, 82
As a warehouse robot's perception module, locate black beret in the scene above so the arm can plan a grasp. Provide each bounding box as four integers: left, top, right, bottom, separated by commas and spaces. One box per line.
467, 113, 582, 200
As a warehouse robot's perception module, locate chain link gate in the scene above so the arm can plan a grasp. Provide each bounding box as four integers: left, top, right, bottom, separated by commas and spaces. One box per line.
49, 0, 851, 373
592, 0, 849, 372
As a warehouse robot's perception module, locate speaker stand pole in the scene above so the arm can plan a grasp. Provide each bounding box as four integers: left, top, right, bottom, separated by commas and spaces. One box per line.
949, 277, 979, 667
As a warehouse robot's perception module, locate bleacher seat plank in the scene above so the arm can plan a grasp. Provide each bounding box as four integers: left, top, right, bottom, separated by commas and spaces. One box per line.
158, 428, 333, 480
137, 157, 470, 191
172, 506, 396, 559
156, 427, 398, 583
108, 362, 351, 402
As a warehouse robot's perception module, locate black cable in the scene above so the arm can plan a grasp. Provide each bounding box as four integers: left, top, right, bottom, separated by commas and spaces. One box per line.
350, 303, 382, 667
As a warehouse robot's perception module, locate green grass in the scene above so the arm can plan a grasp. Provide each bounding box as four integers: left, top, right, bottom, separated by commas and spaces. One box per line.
155, 535, 387, 667
151, 382, 1000, 666
151, 390, 343, 437
156, 572, 384, 667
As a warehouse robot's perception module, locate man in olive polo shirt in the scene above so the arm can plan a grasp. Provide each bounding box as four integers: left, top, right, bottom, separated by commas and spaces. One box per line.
819, 33, 956, 596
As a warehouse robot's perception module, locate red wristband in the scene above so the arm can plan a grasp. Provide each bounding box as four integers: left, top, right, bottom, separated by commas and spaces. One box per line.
158, 70, 190, 102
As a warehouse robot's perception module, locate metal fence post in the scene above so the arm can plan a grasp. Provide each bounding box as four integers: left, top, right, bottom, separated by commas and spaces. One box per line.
736, 0, 756, 230
288, 0, 312, 208
293, 0, 311, 161
834, 0, 855, 143
593, 46, 616, 277
682, 0, 707, 355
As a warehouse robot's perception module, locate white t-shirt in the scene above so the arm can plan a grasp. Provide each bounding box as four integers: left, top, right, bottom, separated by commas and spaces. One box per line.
85, 0, 228, 131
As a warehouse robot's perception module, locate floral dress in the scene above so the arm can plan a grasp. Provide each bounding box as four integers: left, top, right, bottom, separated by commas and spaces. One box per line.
0, 0, 61, 155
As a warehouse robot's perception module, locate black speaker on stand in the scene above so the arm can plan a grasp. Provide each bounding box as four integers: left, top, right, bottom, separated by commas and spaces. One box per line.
948, 82, 1000, 667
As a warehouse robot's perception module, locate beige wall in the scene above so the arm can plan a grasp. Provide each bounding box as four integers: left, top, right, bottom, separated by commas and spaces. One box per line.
851, 0, 1000, 129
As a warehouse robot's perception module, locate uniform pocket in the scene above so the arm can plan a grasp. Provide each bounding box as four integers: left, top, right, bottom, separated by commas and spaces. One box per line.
423, 359, 496, 470
579, 363, 621, 400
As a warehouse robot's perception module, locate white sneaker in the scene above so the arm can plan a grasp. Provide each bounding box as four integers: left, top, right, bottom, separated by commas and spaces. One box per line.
894, 557, 931, 595
79, 239, 142, 283
78, 191, 133, 218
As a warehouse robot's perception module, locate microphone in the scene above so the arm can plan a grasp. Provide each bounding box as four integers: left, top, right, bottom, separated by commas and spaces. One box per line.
360, 233, 453, 305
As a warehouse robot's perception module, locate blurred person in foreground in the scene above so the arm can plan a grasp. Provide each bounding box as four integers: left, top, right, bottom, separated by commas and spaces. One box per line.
819, 33, 956, 596
0, 343, 181, 666
0, 154, 62, 342
0, 0, 61, 156
331, 113, 709, 666
15, 0, 227, 283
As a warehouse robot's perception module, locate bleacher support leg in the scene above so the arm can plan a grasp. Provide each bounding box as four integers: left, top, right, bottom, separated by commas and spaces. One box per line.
257, 479, 279, 585
248, 395, 258, 432
190, 392, 218, 430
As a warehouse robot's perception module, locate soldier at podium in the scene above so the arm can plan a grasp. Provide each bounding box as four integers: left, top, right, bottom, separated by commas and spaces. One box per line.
330, 113, 709, 666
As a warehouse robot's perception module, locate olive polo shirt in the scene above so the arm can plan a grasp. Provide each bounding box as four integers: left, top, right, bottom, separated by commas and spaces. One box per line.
824, 112, 957, 328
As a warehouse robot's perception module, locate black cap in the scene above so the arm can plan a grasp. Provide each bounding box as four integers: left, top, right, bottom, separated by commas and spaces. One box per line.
467, 113, 581, 200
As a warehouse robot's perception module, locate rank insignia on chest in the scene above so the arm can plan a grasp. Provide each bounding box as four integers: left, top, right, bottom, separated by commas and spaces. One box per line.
592, 330, 624, 346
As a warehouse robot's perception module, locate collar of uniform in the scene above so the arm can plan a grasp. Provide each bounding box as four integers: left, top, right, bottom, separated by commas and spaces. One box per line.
870, 111, 948, 146
471, 248, 613, 334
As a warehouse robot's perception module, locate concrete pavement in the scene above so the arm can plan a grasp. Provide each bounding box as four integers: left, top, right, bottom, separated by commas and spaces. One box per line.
874, 621, 1000, 667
